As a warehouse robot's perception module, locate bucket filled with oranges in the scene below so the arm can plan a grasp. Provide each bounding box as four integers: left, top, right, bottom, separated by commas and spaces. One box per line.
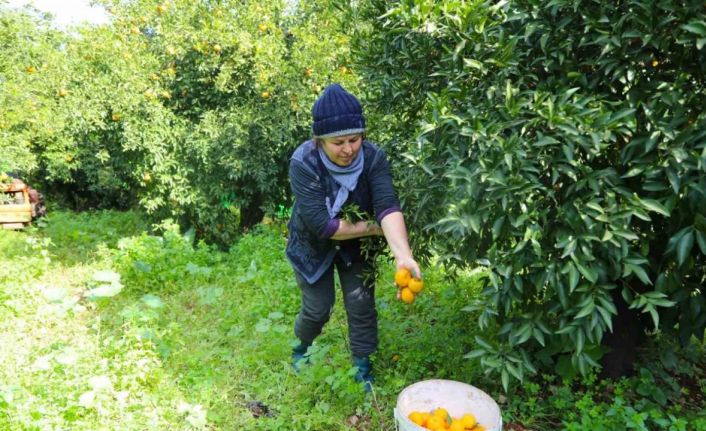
394, 268, 423, 304
394, 379, 502, 431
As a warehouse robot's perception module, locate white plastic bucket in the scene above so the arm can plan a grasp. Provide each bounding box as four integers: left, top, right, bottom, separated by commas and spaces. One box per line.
394, 379, 502, 431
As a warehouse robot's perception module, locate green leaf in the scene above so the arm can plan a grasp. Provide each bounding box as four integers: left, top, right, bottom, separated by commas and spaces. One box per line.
464, 58, 484, 70
532, 328, 546, 346
141, 294, 164, 309
630, 208, 651, 222
42, 286, 69, 303
573, 259, 597, 283
514, 323, 533, 345
475, 336, 494, 351
506, 362, 523, 382
55, 348, 78, 366
92, 270, 120, 284
468, 214, 481, 233
255, 318, 271, 332
85, 283, 123, 299
696, 231, 706, 255
133, 260, 152, 273
666, 168, 680, 193
492, 216, 505, 239
677, 230, 694, 266
644, 304, 659, 329
575, 328, 585, 354
639, 198, 670, 216
464, 349, 485, 359
555, 355, 576, 380
598, 296, 618, 315
557, 281, 568, 308
624, 263, 652, 285
555, 324, 575, 335
501, 369, 509, 392
268, 311, 284, 320
453, 39, 466, 60
601, 230, 613, 242
682, 21, 706, 37
613, 229, 639, 241
596, 305, 613, 332
568, 263, 579, 292
649, 297, 676, 308
575, 300, 595, 319
561, 238, 577, 258
585, 201, 604, 213
609, 108, 635, 125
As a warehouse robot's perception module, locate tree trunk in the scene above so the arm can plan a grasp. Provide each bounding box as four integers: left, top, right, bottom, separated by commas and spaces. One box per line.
239, 192, 264, 231
599, 287, 645, 379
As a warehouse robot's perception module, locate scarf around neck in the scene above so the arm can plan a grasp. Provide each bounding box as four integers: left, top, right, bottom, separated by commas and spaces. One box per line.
317, 145, 365, 218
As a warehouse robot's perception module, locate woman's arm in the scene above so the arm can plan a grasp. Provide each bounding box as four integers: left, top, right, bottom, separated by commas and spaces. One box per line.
380, 211, 421, 279
330, 219, 383, 241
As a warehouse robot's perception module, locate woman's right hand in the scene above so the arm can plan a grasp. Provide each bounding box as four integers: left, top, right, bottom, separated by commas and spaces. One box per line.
396, 257, 421, 280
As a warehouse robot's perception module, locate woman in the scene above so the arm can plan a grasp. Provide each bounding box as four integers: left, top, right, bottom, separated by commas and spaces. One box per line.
286, 83, 420, 391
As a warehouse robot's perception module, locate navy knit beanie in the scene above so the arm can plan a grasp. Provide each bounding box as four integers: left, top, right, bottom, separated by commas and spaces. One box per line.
311, 84, 366, 139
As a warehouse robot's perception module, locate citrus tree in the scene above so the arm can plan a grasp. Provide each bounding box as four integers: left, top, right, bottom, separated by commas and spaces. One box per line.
354, 0, 706, 387
2, 0, 359, 244
0, 5, 69, 175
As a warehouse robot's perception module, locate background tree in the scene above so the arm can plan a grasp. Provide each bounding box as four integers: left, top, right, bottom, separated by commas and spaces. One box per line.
0, 6, 68, 175
1, 0, 359, 245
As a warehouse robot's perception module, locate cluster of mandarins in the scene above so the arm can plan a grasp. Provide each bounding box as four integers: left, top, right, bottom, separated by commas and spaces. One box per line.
408, 408, 485, 431
394, 268, 423, 304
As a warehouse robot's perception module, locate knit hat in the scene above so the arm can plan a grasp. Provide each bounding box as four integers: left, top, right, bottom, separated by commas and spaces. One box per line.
311, 84, 366, 139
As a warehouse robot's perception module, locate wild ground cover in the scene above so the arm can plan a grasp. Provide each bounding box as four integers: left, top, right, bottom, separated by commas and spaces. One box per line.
1, 211, 705, 430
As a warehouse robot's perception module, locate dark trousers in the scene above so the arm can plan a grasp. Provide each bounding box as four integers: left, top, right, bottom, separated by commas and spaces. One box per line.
293, 257, 377, 357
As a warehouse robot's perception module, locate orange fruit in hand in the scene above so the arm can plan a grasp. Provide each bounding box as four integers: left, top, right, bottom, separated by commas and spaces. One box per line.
394, 268, 411, 287
420, 412, 432, 426
426, 415, 447, 431
408, 277, 424, 293
400, 287, 415, 304
460, 413, 477, 428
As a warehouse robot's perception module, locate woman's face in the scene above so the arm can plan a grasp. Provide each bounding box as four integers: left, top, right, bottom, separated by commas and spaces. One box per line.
321, 133, 363, 167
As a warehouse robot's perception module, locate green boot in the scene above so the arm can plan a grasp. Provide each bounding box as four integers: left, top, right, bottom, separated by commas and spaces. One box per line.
352, 355, 374, 392
291, 341, 311, 372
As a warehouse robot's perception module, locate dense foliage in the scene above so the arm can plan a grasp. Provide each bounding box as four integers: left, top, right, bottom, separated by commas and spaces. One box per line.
3, 0, 706, 386
0, 0, 358, 243
0, 6, 69, 174
353, 0, 706, 386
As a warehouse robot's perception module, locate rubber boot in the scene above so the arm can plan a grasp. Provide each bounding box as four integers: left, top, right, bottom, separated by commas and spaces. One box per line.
352, 355, 374, 392
291, 341, 311, 372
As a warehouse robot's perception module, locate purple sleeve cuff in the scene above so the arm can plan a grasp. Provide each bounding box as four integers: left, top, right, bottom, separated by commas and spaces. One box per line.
377, 206, 402, 223
321, 218, 340, 238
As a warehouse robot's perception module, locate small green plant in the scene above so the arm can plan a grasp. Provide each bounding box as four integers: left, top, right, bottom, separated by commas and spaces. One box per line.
339, 202, 388, 283
2, 210, 705, 430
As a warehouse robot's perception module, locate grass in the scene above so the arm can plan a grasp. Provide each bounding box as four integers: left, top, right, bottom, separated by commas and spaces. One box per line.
1, 210, 705, 430
0, 211, 489, 430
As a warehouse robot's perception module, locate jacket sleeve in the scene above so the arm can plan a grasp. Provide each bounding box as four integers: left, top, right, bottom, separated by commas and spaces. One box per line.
289, 159, 340, 239
368, 149, 402, 223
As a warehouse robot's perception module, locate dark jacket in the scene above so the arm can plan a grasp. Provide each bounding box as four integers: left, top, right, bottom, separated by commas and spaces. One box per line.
286, 140, 401, 283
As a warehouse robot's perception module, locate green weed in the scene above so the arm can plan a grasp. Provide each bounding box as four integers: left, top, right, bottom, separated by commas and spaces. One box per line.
1, 210, 705, 430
